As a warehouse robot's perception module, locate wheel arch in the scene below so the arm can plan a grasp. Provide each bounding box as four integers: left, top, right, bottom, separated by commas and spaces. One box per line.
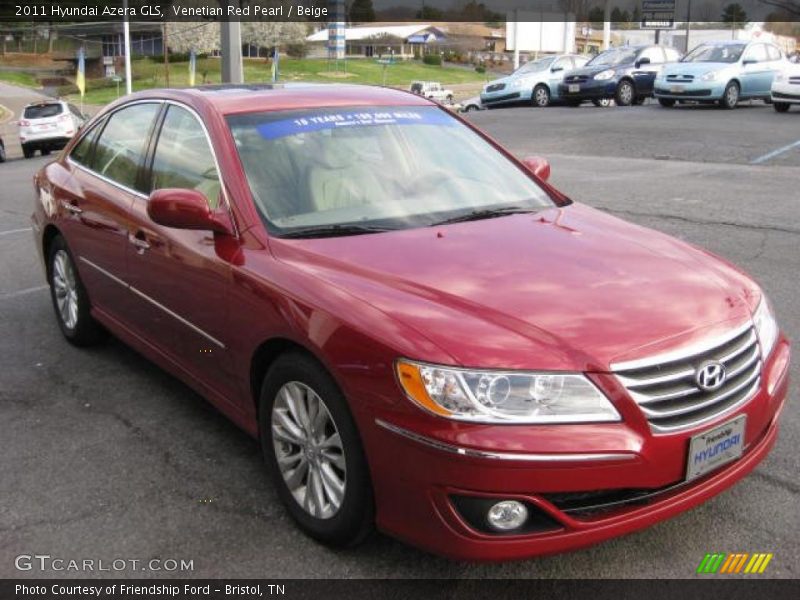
42, 224, 62, 276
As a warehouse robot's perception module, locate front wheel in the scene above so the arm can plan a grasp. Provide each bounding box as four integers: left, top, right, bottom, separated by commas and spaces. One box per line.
615, 80, 635, 106
47, 236, 106, 346
773, 101, 791, 113
658, 98, 676, 107
720, 82, 740, 109
260, 352, 374, 547
532, 85, 551, 107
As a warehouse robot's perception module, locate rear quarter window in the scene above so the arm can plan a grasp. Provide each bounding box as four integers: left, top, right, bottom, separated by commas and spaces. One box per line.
24, 104, 63, 119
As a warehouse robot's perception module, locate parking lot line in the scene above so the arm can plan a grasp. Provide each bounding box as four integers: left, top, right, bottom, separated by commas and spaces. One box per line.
751, 139, 800, 165
0, 227, 32, 237
0, 285, 48, 300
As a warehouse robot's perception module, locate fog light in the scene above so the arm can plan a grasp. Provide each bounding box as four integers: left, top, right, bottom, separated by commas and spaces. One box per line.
486, 500, 528, 531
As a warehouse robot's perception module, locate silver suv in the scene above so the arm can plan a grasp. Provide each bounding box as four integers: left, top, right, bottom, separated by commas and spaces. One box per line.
19, 100, 86, 159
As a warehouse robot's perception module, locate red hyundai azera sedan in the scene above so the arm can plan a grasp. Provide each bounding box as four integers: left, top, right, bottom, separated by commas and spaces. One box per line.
31, 85, 790, 561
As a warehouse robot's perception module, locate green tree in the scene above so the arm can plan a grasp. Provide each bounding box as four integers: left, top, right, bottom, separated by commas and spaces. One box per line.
349, 0, 376, 22
721, 3, 749, 24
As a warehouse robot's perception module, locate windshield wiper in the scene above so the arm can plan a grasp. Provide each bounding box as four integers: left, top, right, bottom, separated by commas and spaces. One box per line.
279, 224, 395, 239
428, 206, 535, 227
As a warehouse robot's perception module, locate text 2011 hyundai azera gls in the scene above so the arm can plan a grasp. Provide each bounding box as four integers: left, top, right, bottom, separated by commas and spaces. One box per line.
31, 85, 790, 561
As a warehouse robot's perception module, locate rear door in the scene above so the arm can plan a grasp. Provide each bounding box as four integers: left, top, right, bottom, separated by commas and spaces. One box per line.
125, 103, 238, 399
57, 102, 161, 319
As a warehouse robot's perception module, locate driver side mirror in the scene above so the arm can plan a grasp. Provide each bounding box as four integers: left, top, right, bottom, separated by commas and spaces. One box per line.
635, 57, 651, 68
148, 188, 233, 235
521, 156, 551, 182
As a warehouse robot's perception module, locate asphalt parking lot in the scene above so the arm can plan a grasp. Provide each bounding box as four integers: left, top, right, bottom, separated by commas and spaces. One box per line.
1, 94, 798, 579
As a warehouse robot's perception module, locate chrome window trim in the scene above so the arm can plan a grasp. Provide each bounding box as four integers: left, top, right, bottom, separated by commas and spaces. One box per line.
68, 159, 149, 200
610, 320, 753, 372
374, 419, 636, 463
79, 256, 226, 349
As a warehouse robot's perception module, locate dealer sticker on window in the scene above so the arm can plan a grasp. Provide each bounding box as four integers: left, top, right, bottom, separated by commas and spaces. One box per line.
686, 415, 746, 482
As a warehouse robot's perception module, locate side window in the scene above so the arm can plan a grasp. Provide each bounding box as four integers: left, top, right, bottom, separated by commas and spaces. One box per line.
639, 47, 665, 64
664, 48, 682, 62
743, 44, 768, 63
70, 120, 103, 166
766, 45, 782, 61
150, 105, 221, 209
573, 56, 589, 68
93, 103, 160, 192
552, 57, 572, 71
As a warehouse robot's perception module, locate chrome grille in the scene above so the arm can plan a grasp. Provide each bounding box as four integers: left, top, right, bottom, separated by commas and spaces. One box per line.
613, 323, 761, 433
565, 75, 588, 83
789, 76, 800, 85
666, 74, 695, 82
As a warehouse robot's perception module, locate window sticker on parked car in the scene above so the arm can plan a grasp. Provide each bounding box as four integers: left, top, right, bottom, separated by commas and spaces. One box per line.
256, 109, 454, 140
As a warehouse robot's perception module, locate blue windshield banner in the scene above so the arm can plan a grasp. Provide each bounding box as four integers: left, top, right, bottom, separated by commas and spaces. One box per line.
256, 109, 455, 140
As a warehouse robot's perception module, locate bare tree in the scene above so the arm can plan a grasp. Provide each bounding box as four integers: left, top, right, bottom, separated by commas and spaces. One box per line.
165, 22, 221, 54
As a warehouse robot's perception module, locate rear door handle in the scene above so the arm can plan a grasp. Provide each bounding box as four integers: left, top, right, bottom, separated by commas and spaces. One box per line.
128, 231, 151, 253
60, 200, 82, 215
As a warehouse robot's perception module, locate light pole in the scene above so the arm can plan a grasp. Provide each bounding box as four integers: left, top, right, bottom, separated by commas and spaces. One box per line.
122, 0, 132, 94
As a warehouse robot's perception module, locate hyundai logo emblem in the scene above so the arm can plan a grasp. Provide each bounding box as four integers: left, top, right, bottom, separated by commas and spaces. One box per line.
695, 361, 727, 392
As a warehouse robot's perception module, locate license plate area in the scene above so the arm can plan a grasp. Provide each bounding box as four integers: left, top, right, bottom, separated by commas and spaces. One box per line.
568, 84, 580, 93
686, 415, 746, 482
670, 85, 685, 93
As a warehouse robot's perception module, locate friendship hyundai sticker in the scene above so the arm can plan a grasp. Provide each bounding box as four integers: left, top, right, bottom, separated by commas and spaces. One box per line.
256, 109, 454, 140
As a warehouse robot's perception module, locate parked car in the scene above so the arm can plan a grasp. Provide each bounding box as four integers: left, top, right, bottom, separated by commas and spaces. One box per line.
480, 54, 590, 108
655, 41, 787, 109
32, 84, 789, 561
560, 45, 682, 106
458, 95, 484, 112
0, 136, 6, 163
19, 100, 86, 158
409, 81, 454, 104
771, 62, 800, 112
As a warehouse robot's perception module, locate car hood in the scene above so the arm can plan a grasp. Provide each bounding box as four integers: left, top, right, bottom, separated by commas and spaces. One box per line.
271, 204, 756, 372
661, 62, 733, 77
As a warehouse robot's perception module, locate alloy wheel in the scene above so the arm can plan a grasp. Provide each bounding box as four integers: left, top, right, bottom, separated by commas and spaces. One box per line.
534, 87, 550, 107
52, 249, 79, 330
271, 381, 346, 519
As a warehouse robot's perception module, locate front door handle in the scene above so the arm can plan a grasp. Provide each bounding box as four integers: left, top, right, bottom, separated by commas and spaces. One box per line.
128, 231, 151, 253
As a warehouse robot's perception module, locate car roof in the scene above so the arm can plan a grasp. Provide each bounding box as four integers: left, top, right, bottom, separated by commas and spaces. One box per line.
124, 83, 435, 116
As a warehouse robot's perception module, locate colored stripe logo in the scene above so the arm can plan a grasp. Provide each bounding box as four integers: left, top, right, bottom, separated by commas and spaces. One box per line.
697, 553, 773, 574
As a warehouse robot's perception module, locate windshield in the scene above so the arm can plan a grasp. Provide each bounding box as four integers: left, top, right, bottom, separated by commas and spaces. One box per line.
682, 43, 746, 63
24, 103, 63, 119
514, 56, 556, 75
228, 106, 553, 236
587, 48, 638, 67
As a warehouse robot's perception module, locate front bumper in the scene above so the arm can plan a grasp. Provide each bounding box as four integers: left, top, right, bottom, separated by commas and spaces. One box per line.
558, 80, 618, 101
654, 80, 724, 101
771, 82, 800, 103
366, 339, 790, 561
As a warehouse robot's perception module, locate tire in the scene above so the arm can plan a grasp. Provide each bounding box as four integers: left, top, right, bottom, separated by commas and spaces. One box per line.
532, 84, 550, 107
259, 352, 374, 547
720, 81, 739, 109
615, 80, 635, 106
22, 143, 34, 159
592, 98, 613, 107
47, 236, 106, 346
0, 143, 6, 163
773, 102, 791, 113
464, 105, 477, 112
41, 148, 51, 156
658, 98, 676, 107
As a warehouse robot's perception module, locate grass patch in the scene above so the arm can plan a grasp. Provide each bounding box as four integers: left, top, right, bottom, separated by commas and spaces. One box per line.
67, 57, 488, 105
0, 70, 39, 88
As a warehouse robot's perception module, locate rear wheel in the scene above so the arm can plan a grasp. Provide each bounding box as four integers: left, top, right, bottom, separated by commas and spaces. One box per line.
658, 98, 676, 107
259, 352, 374, 547
47, 236, 106, 346
720, 81, 739, 109
615, 80, 635, 106
592, 98, 613, 107
22, 144, 34, 159
41, 148, 51, 156
773, 102, 791, 113
532, 85, 551, 107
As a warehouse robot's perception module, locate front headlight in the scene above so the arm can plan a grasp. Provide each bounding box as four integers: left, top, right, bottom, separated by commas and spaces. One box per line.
774, 71, 786, 83
594, 69, 616, 81
753, 294, 779, 358
700, 71, 718, 82
396, 360, 621, 424
509, 79, 524, 89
